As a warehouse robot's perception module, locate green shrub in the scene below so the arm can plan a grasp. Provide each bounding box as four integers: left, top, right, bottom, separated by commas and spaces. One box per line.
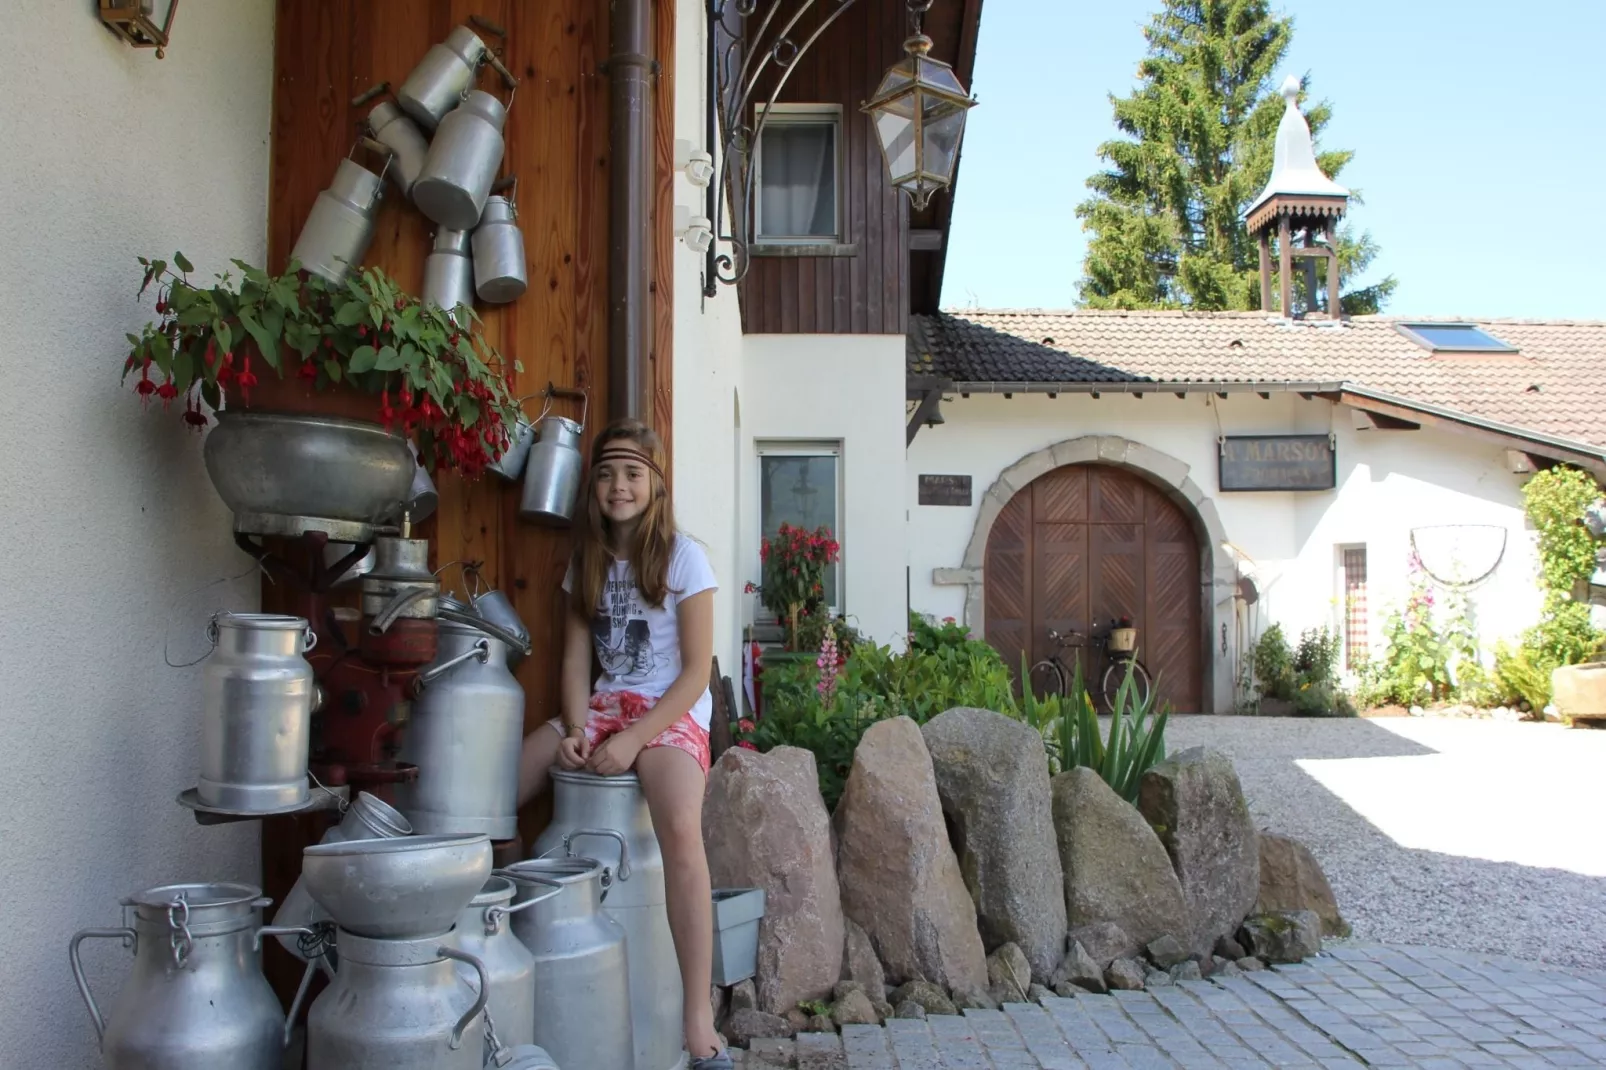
1492, 641, 1557, 716
1253, 624, 1294, 700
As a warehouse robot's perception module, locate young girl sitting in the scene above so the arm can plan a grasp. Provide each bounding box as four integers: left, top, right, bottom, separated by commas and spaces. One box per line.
517, 417, 730, 1070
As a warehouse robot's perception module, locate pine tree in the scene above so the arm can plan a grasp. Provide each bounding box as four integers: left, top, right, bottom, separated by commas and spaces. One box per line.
1077, 1, 1396, 313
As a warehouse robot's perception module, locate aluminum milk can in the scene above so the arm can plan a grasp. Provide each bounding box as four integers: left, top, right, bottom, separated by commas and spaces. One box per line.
307, 929, 488, 1070
487, 415, 535, 481
362, 533, 439, 630
366, 99, 430, 195
501, 858, 634, 1070
472, 189, 528, 303
423, 228, 475, 318
273, 791, 412, 962
290, 147, 388, 285
70, 883, 298, 1070
397, 25, 492, 131
198, 613, 316, 811
518, 415, 585, 525
534, 772, 680, 1070
414, 89, 509, 231
396, 616, 524, 838
450, 876, 538, 1050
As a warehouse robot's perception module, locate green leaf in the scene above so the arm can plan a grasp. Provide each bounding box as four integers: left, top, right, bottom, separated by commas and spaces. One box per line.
370, 303, 385, 330
399, 343, 421, 371
513, 359, 524, 374
457, 397, 480, 429
334, 301, 367, 327
201, 378, 222, 411
348, 344, 379, 374
374, 344, 403, 372
173, 251, 194, 274
237, 310, 280, 372
324, 359, 343, 383
173, 347, 196, 394
177, 301, 213, 327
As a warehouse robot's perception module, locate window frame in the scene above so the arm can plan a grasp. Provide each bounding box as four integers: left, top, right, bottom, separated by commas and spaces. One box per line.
752, 103, 845, 245
756, 440, 845, 619
1394, 322, 1519, 354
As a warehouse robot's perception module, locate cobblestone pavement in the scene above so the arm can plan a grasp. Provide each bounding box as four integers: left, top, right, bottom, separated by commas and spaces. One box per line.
737, 943, 1606, 1069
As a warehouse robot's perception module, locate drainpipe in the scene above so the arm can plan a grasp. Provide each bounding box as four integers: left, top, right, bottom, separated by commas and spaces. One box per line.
609, 0, 654, 421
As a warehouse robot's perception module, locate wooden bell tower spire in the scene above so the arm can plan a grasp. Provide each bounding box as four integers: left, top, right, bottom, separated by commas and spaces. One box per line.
1247, 77, 1351, 318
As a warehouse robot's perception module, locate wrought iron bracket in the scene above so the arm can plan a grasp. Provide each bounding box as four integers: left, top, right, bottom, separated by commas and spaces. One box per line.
703, 0, 864, 297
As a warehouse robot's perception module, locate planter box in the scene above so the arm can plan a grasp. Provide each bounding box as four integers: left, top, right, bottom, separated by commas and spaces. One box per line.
711, 888, 766, 986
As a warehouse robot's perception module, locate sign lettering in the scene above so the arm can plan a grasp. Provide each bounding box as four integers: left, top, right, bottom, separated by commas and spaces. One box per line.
1219, 435, 1335, 492
918, 474, 973, 507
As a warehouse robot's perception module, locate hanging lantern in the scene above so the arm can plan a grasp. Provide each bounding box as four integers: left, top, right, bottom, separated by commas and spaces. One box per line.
861, 0, 977, 212
98, 0, 178, 58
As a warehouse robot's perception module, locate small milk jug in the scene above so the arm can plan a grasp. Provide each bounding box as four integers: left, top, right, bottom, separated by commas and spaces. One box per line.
290, 142, 390, 285
397, 24, 492, 131
472, 183, 528, 303
198, 612, 316, 811
414, 88, 512, 231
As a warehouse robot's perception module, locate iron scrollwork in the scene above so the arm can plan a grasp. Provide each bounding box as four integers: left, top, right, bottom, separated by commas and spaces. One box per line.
703, 0, 863, 296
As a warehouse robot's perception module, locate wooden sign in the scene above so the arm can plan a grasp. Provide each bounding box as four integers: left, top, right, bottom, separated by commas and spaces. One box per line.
1219, 435, 1335, 492
919, 474, 973, 507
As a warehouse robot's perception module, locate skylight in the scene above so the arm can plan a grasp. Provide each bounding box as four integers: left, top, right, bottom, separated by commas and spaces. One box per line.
1396, 323, 1518, 353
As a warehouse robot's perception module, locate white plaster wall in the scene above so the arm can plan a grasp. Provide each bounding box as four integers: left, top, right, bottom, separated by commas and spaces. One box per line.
741, 335, 909, 650
0, 4, 274, 1066
908, 393, 1541, 708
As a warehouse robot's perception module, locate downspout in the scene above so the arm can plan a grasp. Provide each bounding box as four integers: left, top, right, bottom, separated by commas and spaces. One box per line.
609, 0, 654, 420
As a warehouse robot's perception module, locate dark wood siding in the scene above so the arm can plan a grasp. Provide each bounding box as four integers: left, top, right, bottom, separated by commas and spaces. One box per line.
738, 0, 966, 334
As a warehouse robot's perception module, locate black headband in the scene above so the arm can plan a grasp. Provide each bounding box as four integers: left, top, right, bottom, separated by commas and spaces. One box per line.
595, 444, 665, 482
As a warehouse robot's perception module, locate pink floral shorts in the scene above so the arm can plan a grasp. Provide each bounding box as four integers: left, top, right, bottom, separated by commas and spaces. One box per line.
547, 690, 711, 774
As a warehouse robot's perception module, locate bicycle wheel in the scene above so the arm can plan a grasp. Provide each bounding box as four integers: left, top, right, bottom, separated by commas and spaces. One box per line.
1027, 658, 1066, 700
1101, 657, 1153, 713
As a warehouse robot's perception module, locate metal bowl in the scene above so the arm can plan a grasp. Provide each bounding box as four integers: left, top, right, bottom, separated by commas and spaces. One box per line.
203, 411, 415, 532
301, 833, 492, 939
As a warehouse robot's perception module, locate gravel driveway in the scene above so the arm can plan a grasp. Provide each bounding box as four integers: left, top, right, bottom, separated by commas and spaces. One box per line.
1164, 716, 1606, 973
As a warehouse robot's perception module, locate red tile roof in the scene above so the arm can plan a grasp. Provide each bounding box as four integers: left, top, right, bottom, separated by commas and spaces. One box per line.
909, 310, 1606, 450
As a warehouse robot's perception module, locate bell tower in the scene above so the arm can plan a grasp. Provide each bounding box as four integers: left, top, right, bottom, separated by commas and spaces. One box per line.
1247, 77, 1351, 318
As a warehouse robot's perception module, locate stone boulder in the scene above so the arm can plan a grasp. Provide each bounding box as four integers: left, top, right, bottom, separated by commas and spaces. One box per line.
1067, 922, 1138, 968
1257, 833, 1348, 937
952, 983, 999, 1011
895, 1000, 927, 1020
1051, 768, 1189, 957
888, 980, 956, 1017
1169, 960, 1202, 982
1239, 910, 1322, 964
1143, 934, 1188, 970
841, 920, 886, 1000
728, 1008, 794, 1047
835, 718, 988, 991
830, 982, 878, 1026
985, 942, 1031, 1004
1050, 941, 1106, 994
706, 747, 846, 1016
922, 708, 1068, 982
1105, 959, 1146, 991
1138, 748, 1260, 957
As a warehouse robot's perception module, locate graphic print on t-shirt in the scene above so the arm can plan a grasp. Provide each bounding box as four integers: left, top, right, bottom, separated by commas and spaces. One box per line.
592, 570, 672, 682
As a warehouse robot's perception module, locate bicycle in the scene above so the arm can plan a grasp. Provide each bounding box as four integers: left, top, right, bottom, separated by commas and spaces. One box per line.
1027, 619, 1154, 713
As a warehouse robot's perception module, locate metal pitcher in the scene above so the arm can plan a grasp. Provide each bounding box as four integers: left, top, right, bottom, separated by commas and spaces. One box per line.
363, 532, 439, 632
290, 140, 391, 285
397, 24, 493, 132
307, 929, 489, 1070
473, 181, 528, 303
423, 227, 475, 319
70, 883, 310, 1070
487, 415, 535, 481
501, 858, 634, 1070
355, 83, 431, 196
451, 876, 540, 1051
415, 88, 512, 231
460, 565, 530, 669
396, 615, 525, 838
199, 613, 317, 811
534, 773, 679, 1070
519, 415, 585, 525
273, 792, 412, 963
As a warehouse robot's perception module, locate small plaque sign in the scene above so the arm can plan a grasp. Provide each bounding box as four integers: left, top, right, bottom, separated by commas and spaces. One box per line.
919, 473, 973, 507
1219, 435, 1335, 492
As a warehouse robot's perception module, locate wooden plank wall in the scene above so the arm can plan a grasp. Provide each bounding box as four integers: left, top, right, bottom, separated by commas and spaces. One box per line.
261, 0, 674, 930
739, 0, 911, 335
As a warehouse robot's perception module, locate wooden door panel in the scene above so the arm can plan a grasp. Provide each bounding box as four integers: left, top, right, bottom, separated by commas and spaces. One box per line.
1033, 522, 1087, 671
1090, 523, 1145, 630
1033, 467, 1088, 523
1145, 490, 1201, 711
1090, 468, 1145, 525
984, 490, 1032, 674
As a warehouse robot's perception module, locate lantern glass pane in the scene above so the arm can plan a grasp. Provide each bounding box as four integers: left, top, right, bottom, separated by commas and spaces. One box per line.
920, 106, 967, 183
874, 62, 915, 100
915, 57, 967, 97
872, 102, 918, 183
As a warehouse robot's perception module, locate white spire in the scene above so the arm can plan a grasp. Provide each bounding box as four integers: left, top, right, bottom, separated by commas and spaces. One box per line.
1248, 76, 1349, 213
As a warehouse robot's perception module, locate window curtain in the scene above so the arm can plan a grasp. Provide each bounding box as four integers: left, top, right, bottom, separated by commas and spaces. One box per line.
759, 124, 835, 238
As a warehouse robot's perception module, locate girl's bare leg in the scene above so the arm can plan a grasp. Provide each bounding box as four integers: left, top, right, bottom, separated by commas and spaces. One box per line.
516, 724, 564, 807
634, 744, 720, 1058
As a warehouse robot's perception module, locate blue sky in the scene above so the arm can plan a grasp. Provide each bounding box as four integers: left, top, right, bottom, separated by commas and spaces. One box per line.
943, 0, 1606, 318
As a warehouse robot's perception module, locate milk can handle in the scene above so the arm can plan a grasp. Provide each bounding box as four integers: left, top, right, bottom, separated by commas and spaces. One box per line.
438, 946, 491, 1050
280, 956, 320, 1048
370, 586, 436, 635
414, 638, 491, 691
482, 876, 563, 934
563, 828, 632, 881
69, 927, 136, 1044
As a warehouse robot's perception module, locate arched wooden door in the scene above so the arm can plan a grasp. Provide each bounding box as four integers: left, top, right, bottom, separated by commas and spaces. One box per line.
985, 464, 1203, 712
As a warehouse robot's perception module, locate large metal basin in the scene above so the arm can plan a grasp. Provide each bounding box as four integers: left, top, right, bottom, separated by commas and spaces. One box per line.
301, 833, 492, 940
203, 411, 415, 531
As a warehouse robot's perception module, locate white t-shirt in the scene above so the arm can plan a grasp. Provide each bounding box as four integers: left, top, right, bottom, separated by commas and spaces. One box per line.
563, 535, 719, 729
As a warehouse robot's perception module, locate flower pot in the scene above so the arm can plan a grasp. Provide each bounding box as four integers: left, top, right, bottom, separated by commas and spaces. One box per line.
710, 889, 766, 986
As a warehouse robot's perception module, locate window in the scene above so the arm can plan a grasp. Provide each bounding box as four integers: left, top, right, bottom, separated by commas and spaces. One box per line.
1395, 322, 1518, 353
754, 105, 842, 243
1341, 547, 1368, 671
758, 443, 842, 611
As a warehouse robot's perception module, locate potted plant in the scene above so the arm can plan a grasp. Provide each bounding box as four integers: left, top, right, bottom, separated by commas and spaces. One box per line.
747, 522, 840, 652
120, 253, 521, 475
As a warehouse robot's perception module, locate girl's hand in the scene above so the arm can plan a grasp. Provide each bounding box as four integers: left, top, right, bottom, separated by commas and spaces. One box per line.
557, 731, 591, 770
587, 727, 646, 777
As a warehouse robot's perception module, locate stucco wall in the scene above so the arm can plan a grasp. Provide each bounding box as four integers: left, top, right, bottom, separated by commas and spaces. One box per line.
741, 334, 909, 650
909, 392, 1542, 710
0, 4, 275, 1067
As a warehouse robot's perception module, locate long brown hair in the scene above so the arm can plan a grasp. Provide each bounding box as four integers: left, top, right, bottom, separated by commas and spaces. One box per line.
571, 418, 676, 616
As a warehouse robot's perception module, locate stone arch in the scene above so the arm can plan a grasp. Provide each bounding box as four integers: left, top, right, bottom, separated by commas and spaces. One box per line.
936, 435, 1235, 712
